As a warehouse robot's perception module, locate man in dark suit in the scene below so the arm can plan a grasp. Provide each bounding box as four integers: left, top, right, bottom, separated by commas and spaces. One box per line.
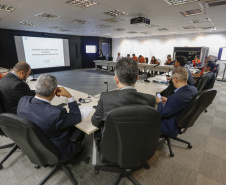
17, 74, 83, 161
92, 57, 156, 129
0, 62, 35, 114
202, 60, 216, 90
156, 67, 198, 138
161, 56, 195, 97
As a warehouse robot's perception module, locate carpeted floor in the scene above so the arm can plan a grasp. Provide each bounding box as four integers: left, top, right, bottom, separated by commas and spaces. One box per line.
0, 69, 226, 185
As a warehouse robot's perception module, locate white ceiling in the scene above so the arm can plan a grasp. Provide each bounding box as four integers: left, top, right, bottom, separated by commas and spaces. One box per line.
0, 0, 226, 38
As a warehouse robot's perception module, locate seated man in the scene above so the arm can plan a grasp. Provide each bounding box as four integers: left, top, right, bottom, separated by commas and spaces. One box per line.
92, 57, 156, 129
156, 67, 198, 138
17, 74, 83, 161
0, 62, 35, 114
161, 56, 195, 98
202, 60, 216, 90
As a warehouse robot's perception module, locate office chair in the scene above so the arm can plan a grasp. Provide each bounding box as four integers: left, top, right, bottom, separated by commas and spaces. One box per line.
108, 56, 113, 61
0, 101, 18, 170
0, 113, 89, 185
194, 74, 208, 92
162, 89, 217, 157
94, 105, 161, 185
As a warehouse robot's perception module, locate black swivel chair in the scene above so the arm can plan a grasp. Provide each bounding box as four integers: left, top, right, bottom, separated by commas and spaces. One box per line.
162, 89, 217, 157
0, 113, 89, 185
194, 74, 208, 92
108, 56, 113, 61
94, 106, 161, 185
0, 101, 19, 170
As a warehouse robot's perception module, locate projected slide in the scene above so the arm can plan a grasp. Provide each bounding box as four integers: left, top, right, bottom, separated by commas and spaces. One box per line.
14, 36, 70, 69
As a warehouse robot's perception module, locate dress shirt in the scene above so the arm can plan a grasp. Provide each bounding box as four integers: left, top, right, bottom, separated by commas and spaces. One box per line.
34, 96, 75, 104
116, 56, 122, 62
174, 85, 186, 93
120, 86, 136, 90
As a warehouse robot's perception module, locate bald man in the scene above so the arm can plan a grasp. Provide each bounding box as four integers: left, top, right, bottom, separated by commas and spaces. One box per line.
0, 62, 35, 114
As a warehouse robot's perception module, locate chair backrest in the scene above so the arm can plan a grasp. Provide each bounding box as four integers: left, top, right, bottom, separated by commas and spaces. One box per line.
203, 72, 216, 90
146, 57, 148, 63
0, 100, 5, 136
102, 56, 106, 60
175, 89, 217, 132
194, 75, 208, 92
100, 105, 161, 169
0, 113, 60, 166
108, 56, 113, 61
0, 98, 4, 114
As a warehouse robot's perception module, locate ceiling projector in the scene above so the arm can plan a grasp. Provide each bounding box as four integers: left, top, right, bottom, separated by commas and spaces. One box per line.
130, 17, 150, 25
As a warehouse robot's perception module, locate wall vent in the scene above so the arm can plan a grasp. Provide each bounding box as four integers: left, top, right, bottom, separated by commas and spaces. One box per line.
199, 0, 226, 8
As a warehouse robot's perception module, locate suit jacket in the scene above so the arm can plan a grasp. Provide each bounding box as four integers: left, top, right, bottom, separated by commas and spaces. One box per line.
160, 66, 195, 97
91, 88, 155, 128
158, 85, 198, 138
17, 96, 81, 161
0, 73, 35, 114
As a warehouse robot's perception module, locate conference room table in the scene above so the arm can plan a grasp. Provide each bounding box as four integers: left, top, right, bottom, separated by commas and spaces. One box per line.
93, 60, 174, 73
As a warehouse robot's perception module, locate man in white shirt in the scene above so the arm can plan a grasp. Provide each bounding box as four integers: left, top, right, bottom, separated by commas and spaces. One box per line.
116, 52, 122, 62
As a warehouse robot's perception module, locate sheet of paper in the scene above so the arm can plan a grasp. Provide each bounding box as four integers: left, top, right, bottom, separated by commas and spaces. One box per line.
79, 106, 93, 119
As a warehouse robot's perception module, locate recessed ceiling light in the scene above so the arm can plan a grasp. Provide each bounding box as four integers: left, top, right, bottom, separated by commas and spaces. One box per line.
127, 31, 138, 34
164, 0, 198, 6
72, 29, 82, 32
140, 32, 151, 34
96, 24, 110, 28
198, 26, 216, 31
180, 9, 206, 17
144, 24, 161, 28
114, 28, 125, 31
181, 26, 197, 29
91, 31, 99, 34
72, 19, 89, 24
104, 10, 128, 17
20, 21, 37, 26
157, 28, 169, 31
66, 0, 98, 8
36, 12, 60, 19
191, 18, 211, 23
49, 26, 69, 32
0, 4, 15, 12
104, 34, 111, 37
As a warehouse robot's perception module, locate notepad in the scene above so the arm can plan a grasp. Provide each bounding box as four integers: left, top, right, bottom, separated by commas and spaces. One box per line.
79, 107, 93, 119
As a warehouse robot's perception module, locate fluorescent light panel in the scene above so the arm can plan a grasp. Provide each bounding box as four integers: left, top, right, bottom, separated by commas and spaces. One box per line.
72, 19, 89, 24
20, 21, 37, 26
127, 31, 137, 34
36, 12, 60, 19
96, 24, 110, 28
104, 10, 128, 16
191, 18, 211, 23
72, 29, 82, 32
157, 28, 169, 31
181, 26, 197, 29
0, 4, 15, 12
114, 28, 125, 31
66, 0, 98, 8
165, 0, 198, 6
180, 9, 206, 17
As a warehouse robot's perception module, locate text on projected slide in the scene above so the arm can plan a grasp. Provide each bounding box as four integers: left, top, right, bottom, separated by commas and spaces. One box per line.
22, 37, 65, 69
